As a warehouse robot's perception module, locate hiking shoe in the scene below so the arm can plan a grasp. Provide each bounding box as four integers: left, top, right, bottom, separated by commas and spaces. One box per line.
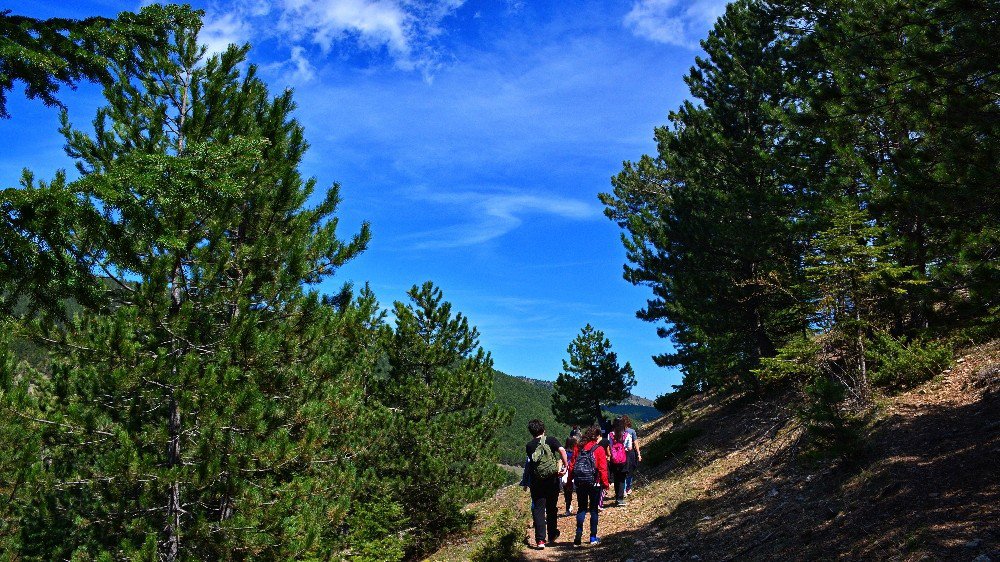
535, 540, 546, 550
553, 529, 561, 542
573, 535, 582, 548
564, 509, 573, 516
590, 536, 601, 545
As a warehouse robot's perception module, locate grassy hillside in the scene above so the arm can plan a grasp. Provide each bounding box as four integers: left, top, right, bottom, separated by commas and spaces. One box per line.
492, 371, 572, 465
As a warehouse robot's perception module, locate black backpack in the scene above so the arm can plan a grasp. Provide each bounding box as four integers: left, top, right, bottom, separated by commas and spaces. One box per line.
573, 444, 598, 486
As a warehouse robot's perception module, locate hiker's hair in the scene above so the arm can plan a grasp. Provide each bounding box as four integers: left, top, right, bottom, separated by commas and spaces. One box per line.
612, 416, 625, 436
528, 419, 545, 437
622, 415, 633, 429
582, 425, 601, 443
565, 436, 578, 450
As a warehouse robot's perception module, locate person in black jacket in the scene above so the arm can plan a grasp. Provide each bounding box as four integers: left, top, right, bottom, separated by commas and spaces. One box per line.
520, 419, 569, 549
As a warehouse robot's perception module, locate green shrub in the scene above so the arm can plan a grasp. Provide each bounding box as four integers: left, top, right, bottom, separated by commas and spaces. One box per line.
643, 426, 702, 466
653, 385, 697, 413
754, 335, 824, 384
869, 332, 952, 391
342, 497, 408, 561
469, 508, 522, 562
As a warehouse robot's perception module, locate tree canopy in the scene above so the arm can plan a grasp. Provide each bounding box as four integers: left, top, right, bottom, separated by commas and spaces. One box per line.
551, 324, 636, 426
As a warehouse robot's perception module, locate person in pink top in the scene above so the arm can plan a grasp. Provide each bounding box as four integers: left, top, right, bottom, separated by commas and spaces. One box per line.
568, 425, 610, 547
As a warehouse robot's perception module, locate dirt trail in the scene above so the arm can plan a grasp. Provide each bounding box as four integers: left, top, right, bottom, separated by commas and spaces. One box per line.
515, 340, 1000, 561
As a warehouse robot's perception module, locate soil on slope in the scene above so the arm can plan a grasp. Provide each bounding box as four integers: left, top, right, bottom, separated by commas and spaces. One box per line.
511, 340, 1000, 562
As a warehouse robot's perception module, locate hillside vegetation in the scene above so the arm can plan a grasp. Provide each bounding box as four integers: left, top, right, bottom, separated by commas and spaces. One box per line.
429, 340, 1000, 561
492, 372, 661, 466
493, 372, 572, 465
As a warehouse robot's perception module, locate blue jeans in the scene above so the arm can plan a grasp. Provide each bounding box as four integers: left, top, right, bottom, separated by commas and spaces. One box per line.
575, 482, 602, 538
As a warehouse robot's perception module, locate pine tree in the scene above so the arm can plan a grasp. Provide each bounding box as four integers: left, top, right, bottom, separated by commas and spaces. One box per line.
600, 0, 807, 391
1, 18, 376, 560
373, 282, 509, 557
804, 198, 916, 402
551, 324, 636, 426
1, 4, 199, 318
0, 4, 197, 118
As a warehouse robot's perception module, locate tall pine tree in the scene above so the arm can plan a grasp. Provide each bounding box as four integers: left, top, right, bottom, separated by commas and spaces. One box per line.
372, 282, 509, 558
1, 18, 376, 560
601, 0, 806, 391
551, 324, 636, 426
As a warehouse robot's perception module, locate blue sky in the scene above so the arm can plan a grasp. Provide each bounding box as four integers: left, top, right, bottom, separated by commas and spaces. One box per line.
1, 0, 730, 398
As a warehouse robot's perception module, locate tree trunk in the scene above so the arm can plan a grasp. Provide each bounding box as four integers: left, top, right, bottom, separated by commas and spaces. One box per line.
857, 308, 870, 405
164, 257, 184, 561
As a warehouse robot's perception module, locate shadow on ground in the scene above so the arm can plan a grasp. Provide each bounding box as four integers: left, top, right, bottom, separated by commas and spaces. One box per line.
577, 385, 999, 561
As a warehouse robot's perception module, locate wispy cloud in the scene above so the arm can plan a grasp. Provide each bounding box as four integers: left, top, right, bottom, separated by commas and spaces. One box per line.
403, 189, 600, 249
201, 11, 255, 55
197, 0, 465, 78
623, 0, 729, 49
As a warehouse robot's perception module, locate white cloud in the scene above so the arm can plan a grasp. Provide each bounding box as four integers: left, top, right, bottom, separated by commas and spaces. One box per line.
623, 0, 730, 48
201, 11, 254, 55
404, 189, 600, 249
196, 0, 464, 79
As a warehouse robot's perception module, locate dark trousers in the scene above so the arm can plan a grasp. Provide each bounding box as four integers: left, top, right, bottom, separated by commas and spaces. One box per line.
563, 483, 574, 511
612, 464, 628, 502
530, 479, 560, 543
575, 482, 602, 538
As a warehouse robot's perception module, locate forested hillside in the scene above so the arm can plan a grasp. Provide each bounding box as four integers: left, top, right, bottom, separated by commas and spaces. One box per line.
430, 340, 999, 561
492, 372, 661, 464
493, 372, 572, 465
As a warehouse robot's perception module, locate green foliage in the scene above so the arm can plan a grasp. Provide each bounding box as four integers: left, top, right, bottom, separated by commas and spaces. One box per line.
798, 374, 863, 461
755, 335, 825, 385
642, 426, 702, 467
1, 20, 376, 560
600, 0, 807, 391
492, 372, 571, 465
868, 332, 952, 391
653, 385, 698, 414
372, 282, 511, 558
551, 324, 636, 425
601, 0, 999, 401
468, 508, 522, 562
342, 496, 408, 562
0, 5, 200, 118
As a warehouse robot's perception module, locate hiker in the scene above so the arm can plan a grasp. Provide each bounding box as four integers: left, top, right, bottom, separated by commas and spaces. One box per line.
569, 424, 609, 547
562, 435, 578, 515
622, 415, 642, 496
520, 419, 569, 550
569, 424, 582, 439
597, 428, 611, 511
609, 416, 633, 507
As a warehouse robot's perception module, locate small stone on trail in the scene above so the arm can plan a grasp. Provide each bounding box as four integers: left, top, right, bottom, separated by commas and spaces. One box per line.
701, 516, 712, 520
768, 488, 779, 497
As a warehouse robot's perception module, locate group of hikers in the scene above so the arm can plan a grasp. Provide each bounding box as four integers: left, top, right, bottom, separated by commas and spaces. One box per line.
520, 415, 642, 549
